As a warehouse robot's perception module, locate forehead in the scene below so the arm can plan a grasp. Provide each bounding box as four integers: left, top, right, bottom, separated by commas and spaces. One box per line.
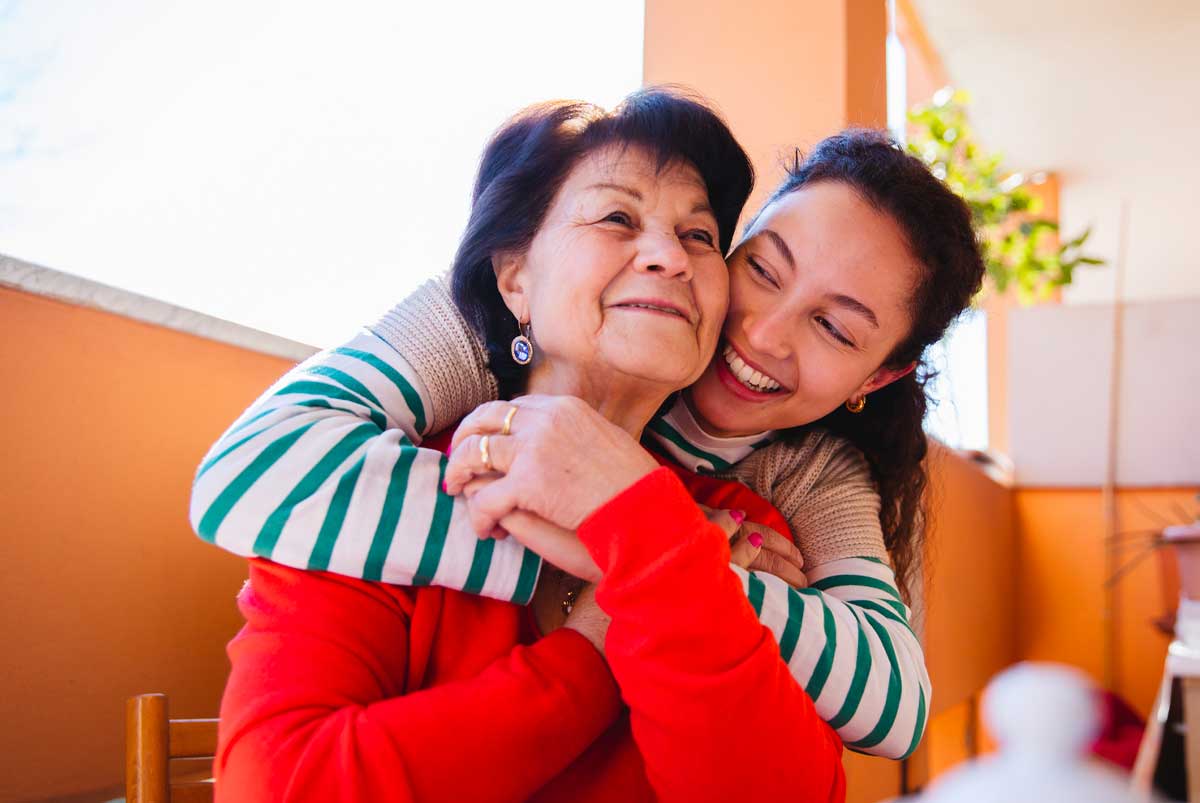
562, 144, 709, 199
753, 181, 919, 302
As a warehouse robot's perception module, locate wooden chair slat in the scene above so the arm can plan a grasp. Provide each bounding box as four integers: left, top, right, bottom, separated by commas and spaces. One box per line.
126, 694, 169, 803
171, 780, 215, 803
169, 719, 219, 758
126, 694, 218, 803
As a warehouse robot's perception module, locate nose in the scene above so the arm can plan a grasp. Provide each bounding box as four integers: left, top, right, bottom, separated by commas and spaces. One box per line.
633, 229, 692, 281
740, 304, 793, 361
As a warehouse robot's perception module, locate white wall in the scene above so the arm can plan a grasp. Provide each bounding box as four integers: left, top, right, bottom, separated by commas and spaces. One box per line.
1007, 299, 1200, 486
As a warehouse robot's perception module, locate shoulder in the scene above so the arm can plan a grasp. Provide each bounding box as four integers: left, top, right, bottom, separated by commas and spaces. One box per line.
725, 428, 872, 498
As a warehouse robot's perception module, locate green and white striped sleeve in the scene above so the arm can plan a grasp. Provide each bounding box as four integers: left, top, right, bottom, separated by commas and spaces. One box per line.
732, 556, 930, 760
189, 330, 541, 603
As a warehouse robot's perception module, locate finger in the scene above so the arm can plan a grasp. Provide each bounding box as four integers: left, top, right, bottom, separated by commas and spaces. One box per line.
462, 475, 523, 538
749, 549, 809, 590
444, 433, 516, 494
462, 479, 512, 539
704, 508, 741, 540
729, 531, 762, 570
747, 523, 805, 570
500, 511, 601, 583
450, 400, 528, 452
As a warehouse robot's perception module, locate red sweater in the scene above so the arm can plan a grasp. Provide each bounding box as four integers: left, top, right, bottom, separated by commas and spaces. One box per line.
216, 459, 846, 803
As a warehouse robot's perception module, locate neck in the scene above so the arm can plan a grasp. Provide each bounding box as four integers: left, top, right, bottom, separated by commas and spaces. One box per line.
525, 363, 670, 440
681, 388, 769, 439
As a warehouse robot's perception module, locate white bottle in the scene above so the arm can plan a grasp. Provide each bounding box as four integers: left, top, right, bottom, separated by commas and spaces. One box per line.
913, 662, 1154, 803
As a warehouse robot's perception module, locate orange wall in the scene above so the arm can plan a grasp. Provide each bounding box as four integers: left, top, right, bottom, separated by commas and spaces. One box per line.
0, 286, 295, 801
1016, 487, 1196, 717
918, 444, 1019, 784
923, 444, 1020, 716
644, 0, 887, 218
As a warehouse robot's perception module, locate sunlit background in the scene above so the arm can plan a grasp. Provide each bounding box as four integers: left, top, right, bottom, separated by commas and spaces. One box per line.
1, 0, 997, 450
0, 0, 643, 345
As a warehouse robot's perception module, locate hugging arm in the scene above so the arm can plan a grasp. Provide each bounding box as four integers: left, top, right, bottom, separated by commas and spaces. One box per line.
743, 442, 932, 759
188, 279, 542, 603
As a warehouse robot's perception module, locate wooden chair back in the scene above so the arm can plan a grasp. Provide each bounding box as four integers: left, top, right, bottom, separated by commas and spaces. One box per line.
126, 694, 218, 803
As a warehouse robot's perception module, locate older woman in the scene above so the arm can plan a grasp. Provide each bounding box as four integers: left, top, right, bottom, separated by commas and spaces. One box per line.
207, 91, 845, 802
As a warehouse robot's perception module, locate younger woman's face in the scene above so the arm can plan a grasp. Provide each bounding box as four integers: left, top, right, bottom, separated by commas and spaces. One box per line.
687, 180, 921, 437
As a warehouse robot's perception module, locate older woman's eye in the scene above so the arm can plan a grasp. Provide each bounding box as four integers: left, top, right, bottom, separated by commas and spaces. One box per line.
604, 211, 633, 226
684, 229, 715, 246
816, 316, 854, 347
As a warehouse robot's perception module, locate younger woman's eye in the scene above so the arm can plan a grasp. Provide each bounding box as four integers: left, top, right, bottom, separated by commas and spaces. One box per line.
747, 256, 779, 288
816, 316, 854, 347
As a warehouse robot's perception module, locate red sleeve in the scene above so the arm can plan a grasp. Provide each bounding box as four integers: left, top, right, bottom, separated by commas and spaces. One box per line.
216, 560, 621, 803
578, 468, 847, 803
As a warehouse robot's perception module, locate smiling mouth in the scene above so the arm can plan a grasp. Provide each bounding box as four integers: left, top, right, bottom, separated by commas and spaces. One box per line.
612, 301, 691, 321
722, 343, 783, 393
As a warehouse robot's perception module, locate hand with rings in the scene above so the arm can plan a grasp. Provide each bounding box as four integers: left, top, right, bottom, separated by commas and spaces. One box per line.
445, 395, 660, 541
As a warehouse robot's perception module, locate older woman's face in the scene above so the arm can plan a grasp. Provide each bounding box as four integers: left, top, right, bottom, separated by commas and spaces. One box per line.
687, 181, 919, 436
501, 145, 728, 394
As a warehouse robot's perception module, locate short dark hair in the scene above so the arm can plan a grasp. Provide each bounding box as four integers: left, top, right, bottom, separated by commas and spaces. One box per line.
761, 129, 985, 599
451, 87, 754, 398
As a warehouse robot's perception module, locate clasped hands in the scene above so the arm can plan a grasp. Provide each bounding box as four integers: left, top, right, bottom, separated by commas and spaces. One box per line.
443, 395, 807, 588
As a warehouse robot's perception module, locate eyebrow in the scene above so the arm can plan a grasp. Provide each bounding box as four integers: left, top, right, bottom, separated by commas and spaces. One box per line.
760, 228, 796, 269
830, 293, 879, 328
759, 227, 879, 328
588, 182, 716, 220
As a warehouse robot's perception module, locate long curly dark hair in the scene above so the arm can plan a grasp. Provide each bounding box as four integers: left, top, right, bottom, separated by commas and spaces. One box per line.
760, 130, 985, 596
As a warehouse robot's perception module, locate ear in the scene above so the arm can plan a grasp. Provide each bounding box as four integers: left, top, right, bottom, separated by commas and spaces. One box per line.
853, 361, 916, 398
493, 251, 530, 324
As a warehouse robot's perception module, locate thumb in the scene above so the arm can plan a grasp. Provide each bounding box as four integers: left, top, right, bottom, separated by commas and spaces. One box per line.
729, 529, 764, 570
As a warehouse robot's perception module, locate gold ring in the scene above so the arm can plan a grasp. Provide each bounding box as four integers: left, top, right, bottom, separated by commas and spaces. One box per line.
479, 434, 494, 472
501, 405, 518, 436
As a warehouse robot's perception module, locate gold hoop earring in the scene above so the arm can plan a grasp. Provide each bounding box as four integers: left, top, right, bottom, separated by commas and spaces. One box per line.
845, 396, 866, 414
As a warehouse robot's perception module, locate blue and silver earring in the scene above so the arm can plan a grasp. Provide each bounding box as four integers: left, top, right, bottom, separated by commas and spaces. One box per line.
510, 323, 533, 365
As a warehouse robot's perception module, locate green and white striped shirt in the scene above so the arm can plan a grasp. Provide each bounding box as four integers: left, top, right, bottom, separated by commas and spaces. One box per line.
192, 320, 929, 760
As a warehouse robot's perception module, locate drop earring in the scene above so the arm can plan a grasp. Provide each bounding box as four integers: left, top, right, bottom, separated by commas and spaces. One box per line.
510, 322, 533, 365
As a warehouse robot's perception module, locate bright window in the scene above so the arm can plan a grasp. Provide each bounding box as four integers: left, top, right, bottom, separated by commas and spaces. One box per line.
0, 1, 644, 347
923, 307, 989, 452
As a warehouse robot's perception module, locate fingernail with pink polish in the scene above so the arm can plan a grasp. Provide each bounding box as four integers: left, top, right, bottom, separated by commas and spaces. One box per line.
748, 532, 764, 548
730, 510, 746, 525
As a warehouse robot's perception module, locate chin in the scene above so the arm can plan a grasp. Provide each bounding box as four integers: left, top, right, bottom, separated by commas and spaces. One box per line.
617, 358, 699, 391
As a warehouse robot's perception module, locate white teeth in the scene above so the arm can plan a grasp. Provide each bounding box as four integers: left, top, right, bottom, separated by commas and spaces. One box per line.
722, 344, 781, 393
622, 303, 681, 317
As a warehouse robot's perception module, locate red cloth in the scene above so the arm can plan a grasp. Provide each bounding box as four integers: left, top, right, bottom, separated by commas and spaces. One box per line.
1090, 690, 1146, 770
216, 455, 845, 802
